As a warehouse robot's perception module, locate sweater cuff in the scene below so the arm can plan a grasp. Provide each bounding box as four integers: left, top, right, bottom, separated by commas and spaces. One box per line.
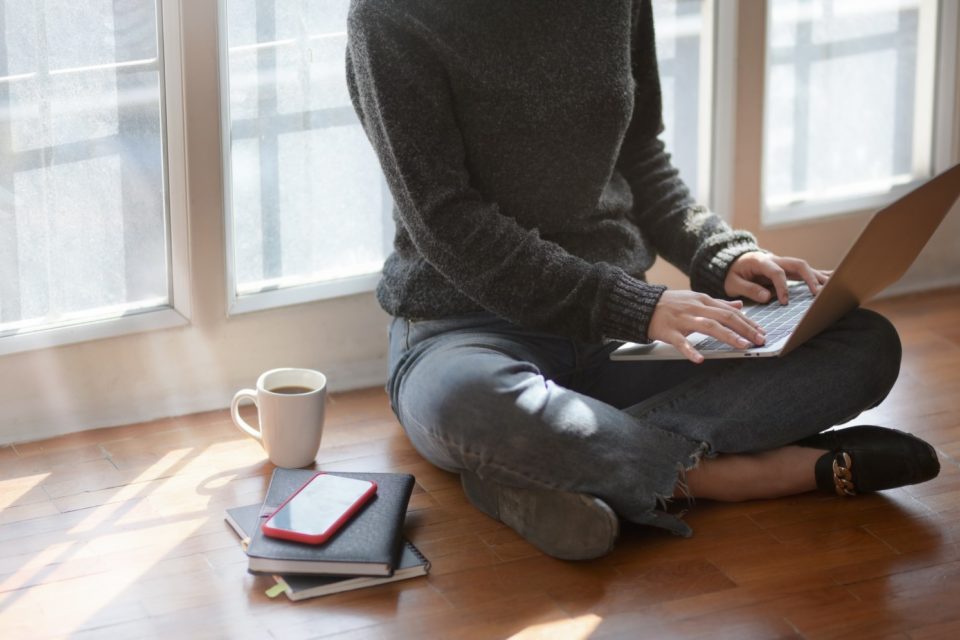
602, 273, 668, 343
689, 231, 761, 299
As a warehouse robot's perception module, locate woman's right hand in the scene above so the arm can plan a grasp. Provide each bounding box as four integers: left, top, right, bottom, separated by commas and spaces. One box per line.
648, 290, 768, 364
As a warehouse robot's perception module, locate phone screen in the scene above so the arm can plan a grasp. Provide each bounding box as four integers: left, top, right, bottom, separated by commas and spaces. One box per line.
265, 474, 375, 537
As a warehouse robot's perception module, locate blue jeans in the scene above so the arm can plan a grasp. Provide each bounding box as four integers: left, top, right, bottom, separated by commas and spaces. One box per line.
386, 309, 901, 535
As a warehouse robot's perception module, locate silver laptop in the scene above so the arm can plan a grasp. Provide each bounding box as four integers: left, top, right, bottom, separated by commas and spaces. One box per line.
611, 163, 960, 361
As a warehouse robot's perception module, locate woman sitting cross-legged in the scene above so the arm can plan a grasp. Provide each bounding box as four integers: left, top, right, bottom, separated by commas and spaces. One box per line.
344, 0, 941, 559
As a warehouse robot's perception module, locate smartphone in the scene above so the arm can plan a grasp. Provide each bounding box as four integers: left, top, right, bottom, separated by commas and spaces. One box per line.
262, 473, 377, 544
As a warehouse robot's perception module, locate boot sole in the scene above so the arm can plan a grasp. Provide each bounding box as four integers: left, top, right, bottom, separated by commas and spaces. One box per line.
460, 471, 619, 561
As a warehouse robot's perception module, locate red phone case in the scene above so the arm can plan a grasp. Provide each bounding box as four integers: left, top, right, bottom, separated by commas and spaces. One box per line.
261, 473, 378, 544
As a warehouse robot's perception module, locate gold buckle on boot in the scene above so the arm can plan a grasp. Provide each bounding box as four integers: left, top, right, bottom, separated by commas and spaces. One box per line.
832, 452, 856, 496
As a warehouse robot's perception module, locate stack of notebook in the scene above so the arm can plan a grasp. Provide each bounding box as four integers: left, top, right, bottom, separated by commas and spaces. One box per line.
225, 468, 430, 601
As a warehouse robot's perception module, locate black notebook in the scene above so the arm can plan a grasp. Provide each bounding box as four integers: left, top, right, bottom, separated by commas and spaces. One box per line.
245, 469, 415, 577
225, 504, 430, 601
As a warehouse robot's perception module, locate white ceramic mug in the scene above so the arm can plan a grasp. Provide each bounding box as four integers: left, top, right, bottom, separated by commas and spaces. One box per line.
231, 368, 327, 468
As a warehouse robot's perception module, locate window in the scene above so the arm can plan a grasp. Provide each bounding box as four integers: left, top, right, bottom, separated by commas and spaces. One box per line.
0, 0, 177, 347
762, 0, 938, 220
220, 0, 392, 314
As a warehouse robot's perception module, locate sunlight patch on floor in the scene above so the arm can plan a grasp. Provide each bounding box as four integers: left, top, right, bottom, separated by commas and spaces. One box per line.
0, 473, 49, 511
0, 542, 72, 594
68, 449, 193, 534
0, 517, 207, 638
509, 613, 603, 639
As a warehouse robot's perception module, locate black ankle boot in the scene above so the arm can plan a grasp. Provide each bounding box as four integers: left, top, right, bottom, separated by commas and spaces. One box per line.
796, 426, 940, 496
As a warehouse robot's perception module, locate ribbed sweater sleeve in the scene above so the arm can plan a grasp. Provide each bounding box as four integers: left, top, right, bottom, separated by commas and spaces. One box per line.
346, 4, 666, 343
617, 0, 760, 298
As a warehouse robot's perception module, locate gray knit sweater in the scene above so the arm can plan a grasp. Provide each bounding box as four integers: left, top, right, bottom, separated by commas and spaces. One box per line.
345, 0, 759, 344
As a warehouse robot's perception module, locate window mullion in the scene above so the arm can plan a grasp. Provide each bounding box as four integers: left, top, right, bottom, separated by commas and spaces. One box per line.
160, 0, 191, 321
729, 0, 768, 232
707, 0, 740, 222
914, 0, 940, 176
934, 0, 960, 170
696, 0, 717, 207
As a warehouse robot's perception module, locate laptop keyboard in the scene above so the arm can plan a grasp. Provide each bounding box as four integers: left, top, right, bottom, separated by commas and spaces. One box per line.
693, 283, 815, 352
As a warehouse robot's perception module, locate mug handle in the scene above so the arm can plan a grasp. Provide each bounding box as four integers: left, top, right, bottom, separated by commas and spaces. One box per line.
231, 389, 262, 441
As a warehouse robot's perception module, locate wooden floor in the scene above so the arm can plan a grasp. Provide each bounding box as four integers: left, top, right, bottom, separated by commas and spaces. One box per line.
2, 288, 960, 639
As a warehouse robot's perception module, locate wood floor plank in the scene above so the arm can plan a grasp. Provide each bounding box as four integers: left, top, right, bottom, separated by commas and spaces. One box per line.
908, 618, 960, 639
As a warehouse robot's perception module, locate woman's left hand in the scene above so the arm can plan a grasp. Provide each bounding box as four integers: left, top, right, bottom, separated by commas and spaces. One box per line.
724, 251, 830, 304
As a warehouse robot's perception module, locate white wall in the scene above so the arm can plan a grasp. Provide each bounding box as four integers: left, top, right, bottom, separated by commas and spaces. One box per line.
0, 295, 390, 446
886, 202, 960, 296
887, 53, 960, 297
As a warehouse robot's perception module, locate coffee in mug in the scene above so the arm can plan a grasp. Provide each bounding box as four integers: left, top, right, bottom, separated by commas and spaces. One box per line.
230, 368, 327, 468
270, 386, 315, 395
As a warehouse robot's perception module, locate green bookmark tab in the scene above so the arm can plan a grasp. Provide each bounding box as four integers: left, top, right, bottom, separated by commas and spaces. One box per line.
265, 582, 287, 599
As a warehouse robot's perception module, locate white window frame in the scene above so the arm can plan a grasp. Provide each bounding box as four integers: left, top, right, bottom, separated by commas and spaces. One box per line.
933, 0, 960, 170
0, 0, 191, 357
694, 0, 717, 207
707, 0, 737, 221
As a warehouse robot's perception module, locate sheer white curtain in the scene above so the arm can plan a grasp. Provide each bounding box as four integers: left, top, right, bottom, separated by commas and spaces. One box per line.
0, 0, 168, 336
653, 0, 705, 198
764, 0, 928, 211
222, 0, 391, 301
